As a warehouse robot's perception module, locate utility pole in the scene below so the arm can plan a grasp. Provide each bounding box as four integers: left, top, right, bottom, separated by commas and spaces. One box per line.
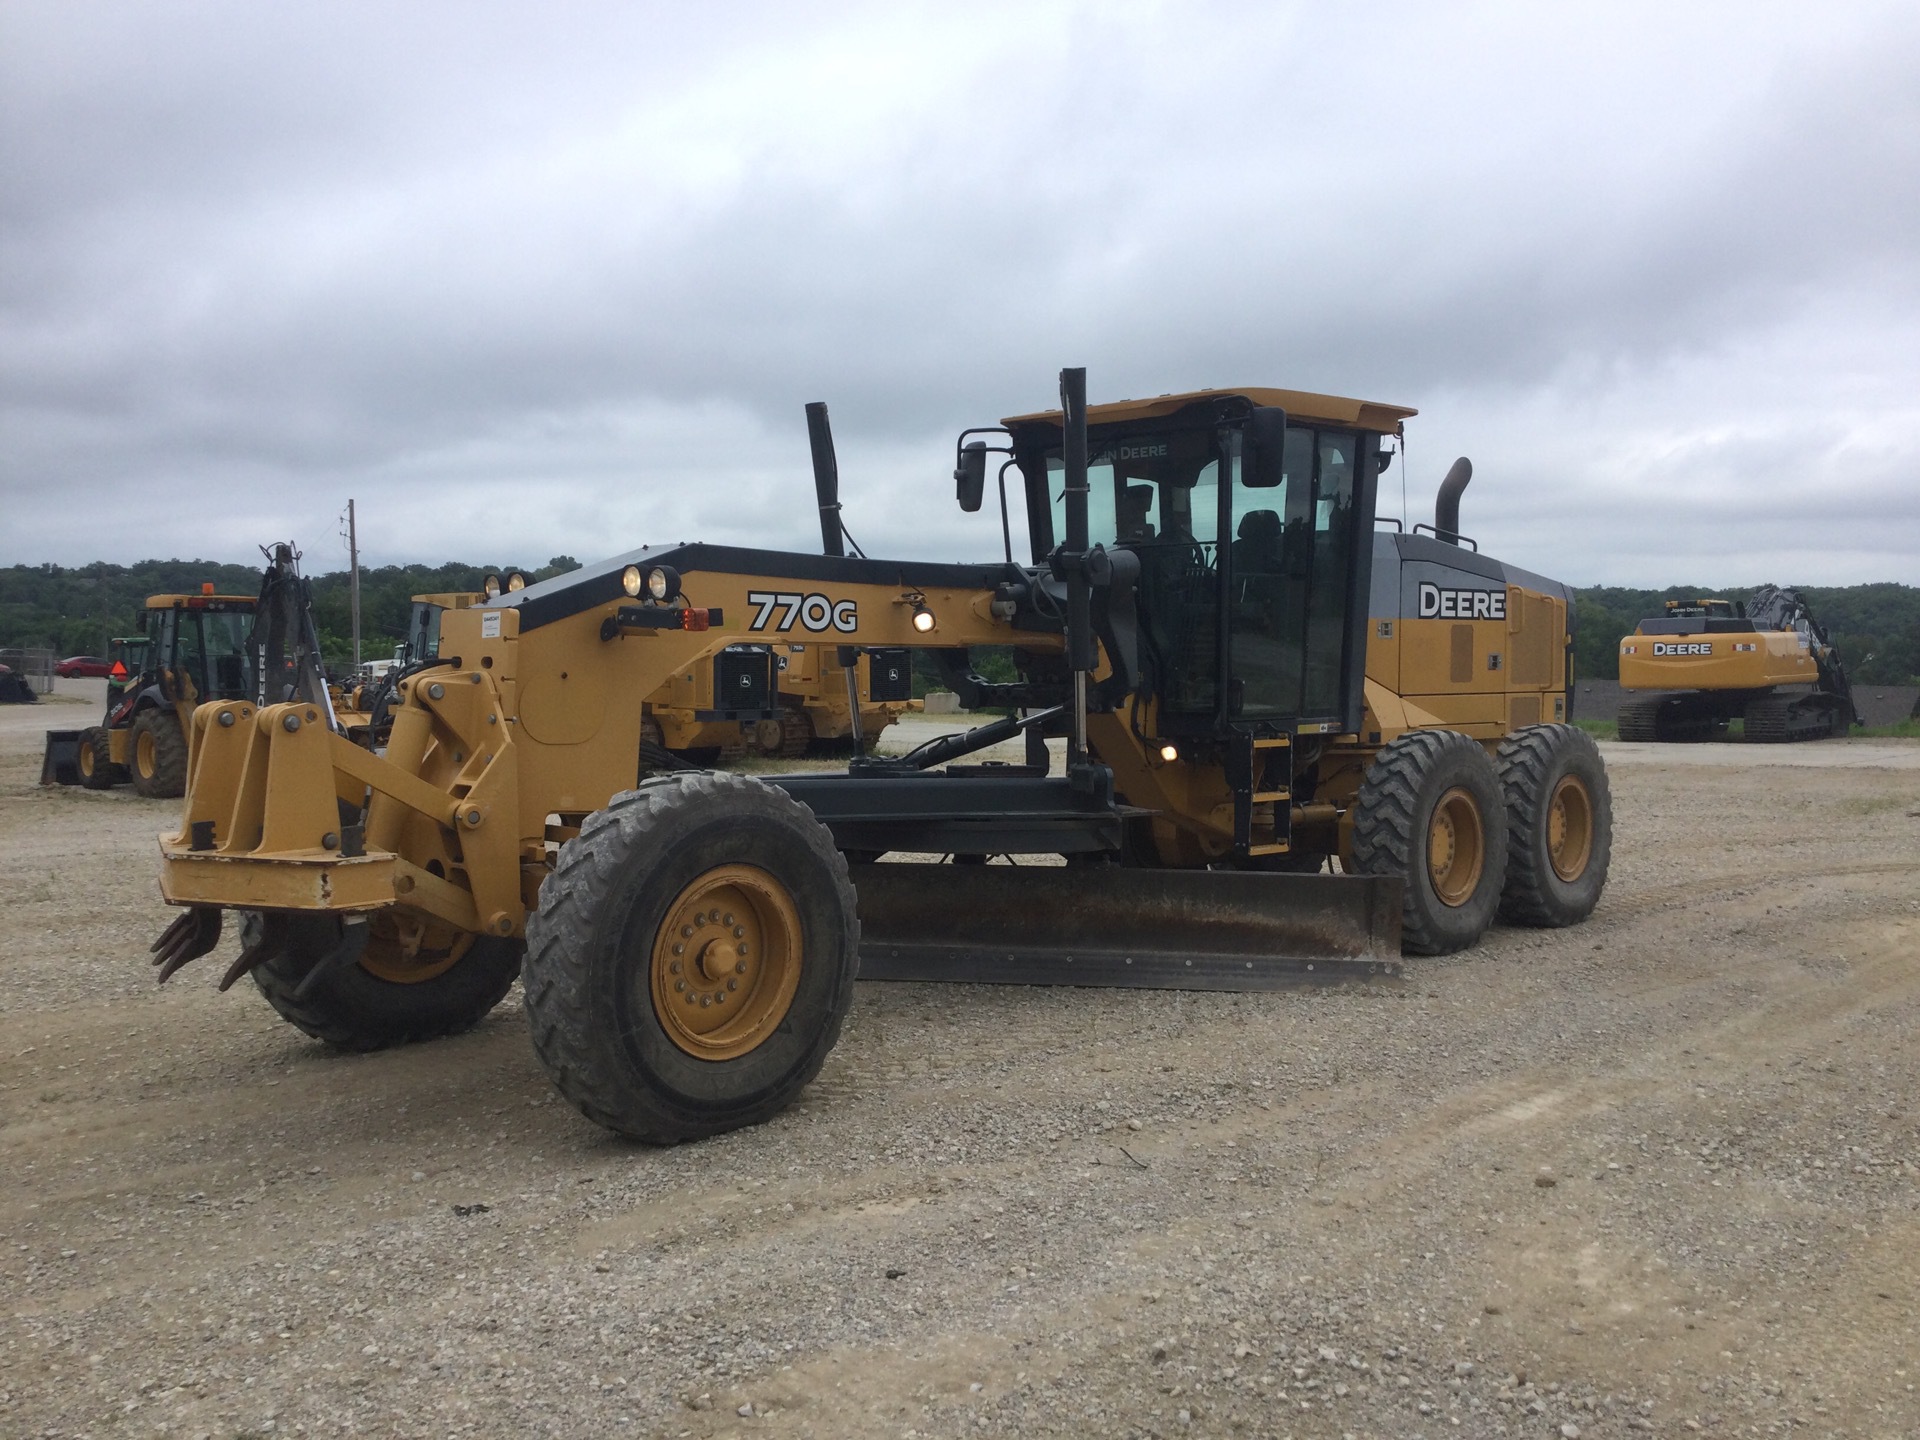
348, 498, 361, 668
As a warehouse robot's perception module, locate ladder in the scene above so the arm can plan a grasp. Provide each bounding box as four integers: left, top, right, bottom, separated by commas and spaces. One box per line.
1228, 730, 1292, 860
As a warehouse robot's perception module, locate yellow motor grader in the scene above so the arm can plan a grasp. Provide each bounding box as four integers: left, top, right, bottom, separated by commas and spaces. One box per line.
151, 371, 1611, 1143
376, 587, 907, 762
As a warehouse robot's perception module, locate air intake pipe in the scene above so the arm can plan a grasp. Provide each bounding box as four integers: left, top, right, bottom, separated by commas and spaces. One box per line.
805, 401, 845, 558
1434, 457, 1472, 545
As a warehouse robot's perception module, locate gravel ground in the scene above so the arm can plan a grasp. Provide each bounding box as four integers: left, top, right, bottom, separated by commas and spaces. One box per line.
2, 698, 1917, 1439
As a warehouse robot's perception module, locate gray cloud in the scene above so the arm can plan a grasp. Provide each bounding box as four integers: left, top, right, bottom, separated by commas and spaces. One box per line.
2, 0, 1915, 587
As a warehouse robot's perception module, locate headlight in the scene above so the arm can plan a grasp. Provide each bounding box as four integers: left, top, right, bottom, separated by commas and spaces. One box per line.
911, 604, 936, 633
622, 564, 643, 598
482, 572, 502, 598
647, 566, 680, 601
505, 571, 527, 593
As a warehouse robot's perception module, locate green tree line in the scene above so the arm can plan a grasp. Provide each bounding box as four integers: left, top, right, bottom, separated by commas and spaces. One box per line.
0, 556, 580, 669
6, 558, 1915, 686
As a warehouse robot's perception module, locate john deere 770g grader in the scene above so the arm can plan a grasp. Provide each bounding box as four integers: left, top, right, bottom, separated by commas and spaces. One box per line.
151, 371, 1612, 1143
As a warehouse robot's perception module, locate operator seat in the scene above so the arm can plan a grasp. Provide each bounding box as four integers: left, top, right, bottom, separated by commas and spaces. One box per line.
1232, 510, 1283, 580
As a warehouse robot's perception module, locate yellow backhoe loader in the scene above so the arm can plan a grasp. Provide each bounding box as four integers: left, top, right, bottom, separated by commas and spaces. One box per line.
41, 589, 257, 797
150, 371, 1612, 1143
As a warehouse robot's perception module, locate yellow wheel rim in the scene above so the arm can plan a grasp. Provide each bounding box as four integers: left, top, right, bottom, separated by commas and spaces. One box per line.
651, 864, 802, 1061
1547, 775, 1594, 883
135, 728, 156, 778
1427, 786, 1485, 907
78, 742, 95, 779
357, 911, 470, 984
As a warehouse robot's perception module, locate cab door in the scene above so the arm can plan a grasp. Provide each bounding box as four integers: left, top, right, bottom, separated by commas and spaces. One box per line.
1225, 424, 1376, 733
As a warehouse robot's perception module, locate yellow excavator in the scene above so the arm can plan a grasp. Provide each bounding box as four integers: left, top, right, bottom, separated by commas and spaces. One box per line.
150, 370, 1611, 1143
1617, 587, 1859, 742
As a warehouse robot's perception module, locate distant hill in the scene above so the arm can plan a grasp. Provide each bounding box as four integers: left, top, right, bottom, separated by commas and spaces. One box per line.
5, 558, 1915, 685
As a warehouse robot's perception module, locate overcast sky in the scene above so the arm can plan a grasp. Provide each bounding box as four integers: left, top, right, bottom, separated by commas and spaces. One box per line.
3, 0, 1916, 587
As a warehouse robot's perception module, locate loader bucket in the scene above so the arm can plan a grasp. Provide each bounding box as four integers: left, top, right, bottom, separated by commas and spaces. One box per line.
849, 863, 1402, 990
40, 730, 82, 787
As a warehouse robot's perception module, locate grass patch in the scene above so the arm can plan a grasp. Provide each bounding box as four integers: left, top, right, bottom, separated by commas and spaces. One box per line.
1835, 793, 1920, 815
1574, 717, 1618, 741
724, 755, 851, 776
1856, 719, 1920, 739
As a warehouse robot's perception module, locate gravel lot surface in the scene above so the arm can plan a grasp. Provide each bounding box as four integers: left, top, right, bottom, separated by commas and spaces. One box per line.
3, 698, 1917, 1438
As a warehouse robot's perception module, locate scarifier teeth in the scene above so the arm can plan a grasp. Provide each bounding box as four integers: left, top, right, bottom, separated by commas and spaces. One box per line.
217, 935, 274, 992
152, 908, 223, 984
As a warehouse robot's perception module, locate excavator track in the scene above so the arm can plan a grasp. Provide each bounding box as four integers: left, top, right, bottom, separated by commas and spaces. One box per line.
1744, 694, 1843, 743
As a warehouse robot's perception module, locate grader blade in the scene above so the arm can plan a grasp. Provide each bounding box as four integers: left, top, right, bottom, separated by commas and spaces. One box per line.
849, 864, 1402, 990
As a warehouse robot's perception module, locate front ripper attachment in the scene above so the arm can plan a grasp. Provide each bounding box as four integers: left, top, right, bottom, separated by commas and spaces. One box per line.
850, 864, 1402, 990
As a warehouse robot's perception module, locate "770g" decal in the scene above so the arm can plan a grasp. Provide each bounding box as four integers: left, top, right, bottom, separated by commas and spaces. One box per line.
746, 591, 858, 633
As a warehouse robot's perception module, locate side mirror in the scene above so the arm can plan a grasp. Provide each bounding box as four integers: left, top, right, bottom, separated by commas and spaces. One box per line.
955, 440, 988, 512
1245, 406, 1289, 489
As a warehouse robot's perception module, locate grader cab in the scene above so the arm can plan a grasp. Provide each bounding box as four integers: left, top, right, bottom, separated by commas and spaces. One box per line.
151, 370, 1611, 1143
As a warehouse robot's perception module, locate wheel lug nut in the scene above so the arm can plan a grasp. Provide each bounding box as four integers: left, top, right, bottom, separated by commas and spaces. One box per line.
714, 992, 725, 1004
699, 994, 711, 1007
727, 978, 738, 991
737, 943, 749, 955
672, 943, 683, 956
735, 960, 747, 974
681, 925, 693, 938
684, 992, 695, 1004
674, 978, 685, 991
733, 926, 745, 938
724, 913, 735, 926
670, 961, 681, 974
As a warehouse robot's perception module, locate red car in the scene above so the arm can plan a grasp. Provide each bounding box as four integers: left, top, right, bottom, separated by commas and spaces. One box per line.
55, 655, 112, 678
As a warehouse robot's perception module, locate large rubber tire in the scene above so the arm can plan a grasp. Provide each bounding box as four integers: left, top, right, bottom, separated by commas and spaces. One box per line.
1351, 729, 1508, 956
1495, 724, 1612, 927
523, 771, 859, 1143
129, 708, 188, 798
250, 912, 523, 1052
78, 727, 118, 789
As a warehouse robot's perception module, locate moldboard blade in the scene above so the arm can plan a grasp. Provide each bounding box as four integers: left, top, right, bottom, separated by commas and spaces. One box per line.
849, 863, 1402, 991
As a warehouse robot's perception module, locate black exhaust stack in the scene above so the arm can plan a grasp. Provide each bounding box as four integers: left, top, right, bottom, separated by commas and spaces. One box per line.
1059, 367, 1093, 765
805, 401, 845, 558
1434, 457, 1472, 545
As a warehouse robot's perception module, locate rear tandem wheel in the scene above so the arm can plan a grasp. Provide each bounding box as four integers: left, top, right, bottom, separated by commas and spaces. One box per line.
1495, 723, 1612, 927
522, 770, 860, 1143
1350, 729, 1508, 955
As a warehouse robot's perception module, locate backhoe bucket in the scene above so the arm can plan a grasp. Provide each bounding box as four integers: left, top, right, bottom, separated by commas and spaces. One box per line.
849, 863, 1402, 990
40, 730, 82, 787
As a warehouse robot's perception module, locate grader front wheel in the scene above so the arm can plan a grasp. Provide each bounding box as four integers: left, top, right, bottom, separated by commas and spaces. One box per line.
523, 770, 859, 1143
1351, 729, 1508, 955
